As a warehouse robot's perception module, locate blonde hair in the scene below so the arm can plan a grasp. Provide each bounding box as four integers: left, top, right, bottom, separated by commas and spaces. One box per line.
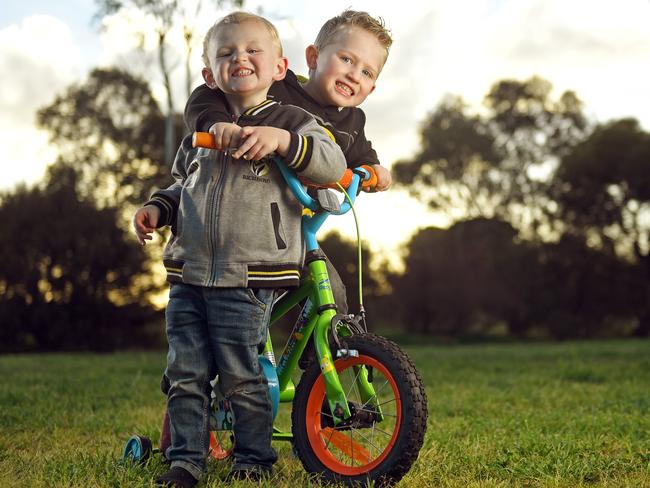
314, 10, 392, 64
202, 11, 283, 68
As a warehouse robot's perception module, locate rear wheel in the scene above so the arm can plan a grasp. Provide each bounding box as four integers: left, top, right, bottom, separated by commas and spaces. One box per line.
291, 334, 427, 486
209, 430, 234, 460
160, 407, 234, 461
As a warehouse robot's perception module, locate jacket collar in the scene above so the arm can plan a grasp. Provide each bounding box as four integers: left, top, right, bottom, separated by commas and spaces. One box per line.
242, 99, 277, 117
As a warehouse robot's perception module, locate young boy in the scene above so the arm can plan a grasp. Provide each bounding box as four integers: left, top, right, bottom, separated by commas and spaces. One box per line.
133, 12, 345, 488
184, 9, 393, 318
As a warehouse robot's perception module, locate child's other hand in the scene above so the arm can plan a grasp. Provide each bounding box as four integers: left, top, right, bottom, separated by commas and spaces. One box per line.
371, 164, 392, 191
232, 126, 290, 161
133, 205, 160, 246
209, 122, 243, 151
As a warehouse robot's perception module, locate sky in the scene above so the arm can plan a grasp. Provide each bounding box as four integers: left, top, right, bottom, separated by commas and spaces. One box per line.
1, 0, 649, 258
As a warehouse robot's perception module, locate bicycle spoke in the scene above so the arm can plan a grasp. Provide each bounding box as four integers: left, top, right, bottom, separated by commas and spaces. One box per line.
344, 366, 364, 401
319, 427, 370, 464
348, 426, 384, 455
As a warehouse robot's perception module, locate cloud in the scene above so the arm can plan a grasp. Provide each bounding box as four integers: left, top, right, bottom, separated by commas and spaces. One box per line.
486, 0, 650, 125
0, 15, 83, 188
0, 15, 82, 125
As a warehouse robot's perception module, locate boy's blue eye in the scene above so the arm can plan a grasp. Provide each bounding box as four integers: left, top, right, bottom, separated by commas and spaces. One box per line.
340, 56, 352, 63
248, 49, 259, 54
362, 69, 374, 79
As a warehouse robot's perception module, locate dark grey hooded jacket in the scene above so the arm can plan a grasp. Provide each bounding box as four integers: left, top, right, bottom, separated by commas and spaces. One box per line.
146, 100, 346, 288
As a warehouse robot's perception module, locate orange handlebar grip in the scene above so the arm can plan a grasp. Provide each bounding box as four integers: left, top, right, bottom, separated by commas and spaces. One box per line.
337, 169, 353, 189
193, 132, 217, 149
360, 164, 378, 190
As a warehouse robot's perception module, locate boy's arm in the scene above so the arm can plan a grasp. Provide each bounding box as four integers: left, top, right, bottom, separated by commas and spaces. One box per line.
232, 121, 346, 184
289, 117, 346, 184
184, 84, 232, 132
347, 113, 392, 190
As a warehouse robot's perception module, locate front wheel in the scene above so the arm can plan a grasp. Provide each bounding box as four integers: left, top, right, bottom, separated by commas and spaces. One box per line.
291, 334, 427, 486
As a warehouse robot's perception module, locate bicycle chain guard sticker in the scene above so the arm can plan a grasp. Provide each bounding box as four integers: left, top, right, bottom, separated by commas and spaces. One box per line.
320, 356, 335, 374
210, 386, 234, 431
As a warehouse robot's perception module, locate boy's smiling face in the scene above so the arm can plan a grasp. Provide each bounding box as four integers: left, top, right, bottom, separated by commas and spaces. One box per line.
304, 25, 386, 108
202, 19, 287, 103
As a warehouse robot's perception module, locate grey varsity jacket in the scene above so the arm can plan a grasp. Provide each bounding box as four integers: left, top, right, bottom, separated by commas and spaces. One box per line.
146, 100, 346, 288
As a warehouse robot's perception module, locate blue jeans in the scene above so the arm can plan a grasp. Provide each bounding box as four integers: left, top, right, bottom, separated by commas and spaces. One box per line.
164, 283, 278, 479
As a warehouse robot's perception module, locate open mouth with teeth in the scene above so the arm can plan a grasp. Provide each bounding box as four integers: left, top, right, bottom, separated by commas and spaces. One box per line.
232, 68, 254, 77
335, 81, 354, 96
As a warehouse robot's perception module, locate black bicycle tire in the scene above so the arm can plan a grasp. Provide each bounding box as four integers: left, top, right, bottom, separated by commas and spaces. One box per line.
291, 333, 428, 486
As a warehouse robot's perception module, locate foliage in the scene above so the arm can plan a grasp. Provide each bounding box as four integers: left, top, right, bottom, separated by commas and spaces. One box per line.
390, 76, 648, 338
36, 68, 176, 210
0, 167, 161, 352
552, 118, 650, 260
94, 0, 244, 163
393, 76, 589, 233
393, 219, 536, 337
392, 219, 643, 339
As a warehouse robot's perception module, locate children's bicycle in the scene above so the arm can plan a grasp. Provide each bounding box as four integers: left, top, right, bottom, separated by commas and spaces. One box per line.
123, 133, 428, 486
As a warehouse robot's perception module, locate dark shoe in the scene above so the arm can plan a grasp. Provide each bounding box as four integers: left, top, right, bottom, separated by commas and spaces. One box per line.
155, 466, 197, 488
226, 467, 271, 482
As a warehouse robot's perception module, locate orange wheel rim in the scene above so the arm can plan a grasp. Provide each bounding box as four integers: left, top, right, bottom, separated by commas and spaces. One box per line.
304, 355, 402, 476
209, 431, 233, 460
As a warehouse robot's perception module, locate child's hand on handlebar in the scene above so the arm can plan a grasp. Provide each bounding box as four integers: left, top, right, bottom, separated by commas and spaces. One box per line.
208, 122, 243, 152
369, 164, 392, 192
231, 126, 290, 161
133, 205, 160, 246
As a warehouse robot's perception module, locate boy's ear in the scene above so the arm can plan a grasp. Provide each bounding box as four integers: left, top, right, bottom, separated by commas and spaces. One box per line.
305, 44, 319, 70
273, 56, 289, 81
202, 67, 218, 89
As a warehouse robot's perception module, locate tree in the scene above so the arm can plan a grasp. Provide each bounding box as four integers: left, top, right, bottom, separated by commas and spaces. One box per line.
552, 118, 650, 335
393, 77, 589, 236
0, 166, 160, 352
533, 234, 643, 339
393, 219, 537, 337
94, 0, 244, 164
36, 68, 177, 211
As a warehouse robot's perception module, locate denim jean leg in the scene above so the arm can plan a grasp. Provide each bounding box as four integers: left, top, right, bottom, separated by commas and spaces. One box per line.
204, 287, 278, 472
164, 283, 214, 480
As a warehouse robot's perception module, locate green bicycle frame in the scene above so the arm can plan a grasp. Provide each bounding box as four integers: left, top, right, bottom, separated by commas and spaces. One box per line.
259, 159, 383, 437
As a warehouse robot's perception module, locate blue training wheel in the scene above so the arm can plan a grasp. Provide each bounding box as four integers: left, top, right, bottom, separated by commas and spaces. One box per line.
123, 435, 153, 465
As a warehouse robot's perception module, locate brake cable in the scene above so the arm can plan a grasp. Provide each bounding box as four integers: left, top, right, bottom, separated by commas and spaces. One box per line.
329, 183, 368, 354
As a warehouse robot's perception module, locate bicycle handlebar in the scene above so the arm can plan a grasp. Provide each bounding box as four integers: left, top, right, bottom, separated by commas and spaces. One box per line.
191, 132, 369, 215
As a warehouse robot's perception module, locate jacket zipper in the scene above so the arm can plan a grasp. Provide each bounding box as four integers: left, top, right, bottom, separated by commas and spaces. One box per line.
207, 151, 227, 285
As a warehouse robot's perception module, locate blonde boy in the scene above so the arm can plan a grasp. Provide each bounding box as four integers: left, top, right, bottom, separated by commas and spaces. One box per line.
135, 12, 345, 487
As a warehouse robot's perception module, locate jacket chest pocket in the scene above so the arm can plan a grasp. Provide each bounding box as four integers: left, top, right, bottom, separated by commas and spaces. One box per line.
270, 202, 287, 250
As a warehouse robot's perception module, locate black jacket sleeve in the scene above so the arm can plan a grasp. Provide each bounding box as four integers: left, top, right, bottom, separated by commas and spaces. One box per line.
184, 84, 232, 132
345, 110, 380, 168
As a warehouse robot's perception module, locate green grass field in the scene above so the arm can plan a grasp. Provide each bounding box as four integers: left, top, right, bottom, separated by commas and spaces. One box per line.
0, 340, 648, 487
